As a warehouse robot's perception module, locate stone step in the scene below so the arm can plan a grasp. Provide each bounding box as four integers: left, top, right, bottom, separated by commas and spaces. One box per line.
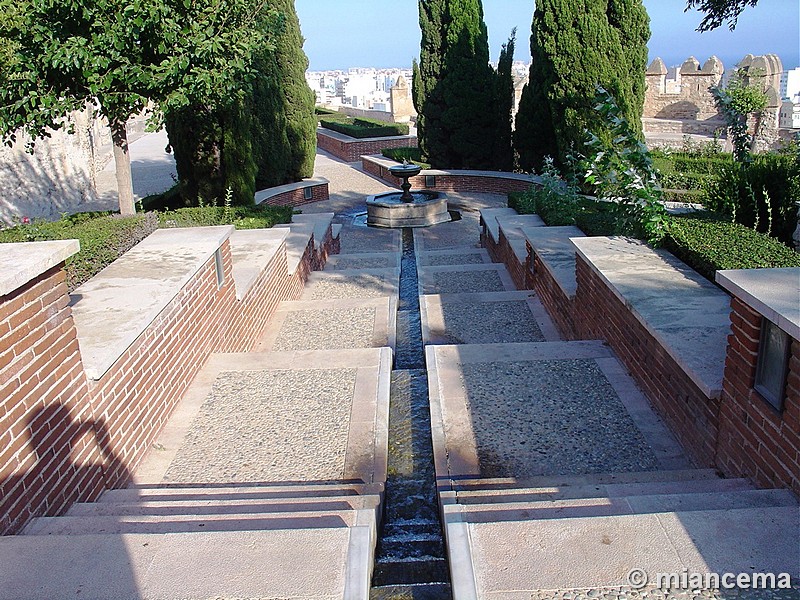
0, 527, 373, 599
65, 494, 381, 518
416, 247, 492, 267
450, 476, 755, 504
370, 583, 452, 600
99, 481, 384, 504
372, 556, 450, 586
448, 488, 797, 523
301, 267, 400, 300
325, 252, 401, 271
446, 505, 800, 594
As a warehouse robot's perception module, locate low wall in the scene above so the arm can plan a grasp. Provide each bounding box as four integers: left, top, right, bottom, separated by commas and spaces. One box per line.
0, 223, 331, 534
526, 247, 579, 340
255, 178, 330, 208
317, 129, 417, 163
363, 155, 536, 196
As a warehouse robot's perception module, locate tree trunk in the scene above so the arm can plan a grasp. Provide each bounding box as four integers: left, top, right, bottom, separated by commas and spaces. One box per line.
110, 119, 135, 215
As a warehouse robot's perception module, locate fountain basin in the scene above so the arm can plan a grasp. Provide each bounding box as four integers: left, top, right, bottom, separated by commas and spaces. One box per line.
366, 190, 450, 228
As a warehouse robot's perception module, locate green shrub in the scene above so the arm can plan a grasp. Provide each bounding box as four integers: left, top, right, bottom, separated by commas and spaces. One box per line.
158, 204, 292, 230
664, 211, 800, 281
319, 117, 409, 139
382, 147, 430, 169
0, 212, 158, 291
314, 107, 350, 123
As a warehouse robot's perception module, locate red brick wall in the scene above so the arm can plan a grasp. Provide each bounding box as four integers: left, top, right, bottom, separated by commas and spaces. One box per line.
317, 131, 417, 162
259, 182, 329, 208
716, 297, 800, 495
0, 265, 99, 535
526, 245, 579, 341
573, 255, 720, 467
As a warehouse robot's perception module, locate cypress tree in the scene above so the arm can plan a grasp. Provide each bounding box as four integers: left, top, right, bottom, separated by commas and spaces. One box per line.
413, 0, 448, 164
493, 29, 516, 172
515, 0, 650, 168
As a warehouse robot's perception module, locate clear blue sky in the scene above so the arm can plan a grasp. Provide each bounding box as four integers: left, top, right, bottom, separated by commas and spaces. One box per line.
295, 0, 799, 72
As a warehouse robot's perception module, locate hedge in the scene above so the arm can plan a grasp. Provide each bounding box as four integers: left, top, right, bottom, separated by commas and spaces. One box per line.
158, 205, 293, 230
319, 117, 409, 139
382, 147, 431, 169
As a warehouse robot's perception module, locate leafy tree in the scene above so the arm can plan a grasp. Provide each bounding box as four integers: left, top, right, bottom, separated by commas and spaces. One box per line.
711, 69, 769, 162
685, 0, 759, 31
493, 29, 516, 172
0, 0, 278, 214
515, 0, 650, 169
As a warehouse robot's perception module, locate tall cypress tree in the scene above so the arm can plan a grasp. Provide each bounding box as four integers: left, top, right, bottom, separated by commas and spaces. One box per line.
494, 29, 516, 172
413, 0, 448, 164
515, 0, 650, 169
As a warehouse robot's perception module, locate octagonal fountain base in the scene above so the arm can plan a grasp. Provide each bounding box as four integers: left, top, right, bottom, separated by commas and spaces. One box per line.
366, 191, 450, 228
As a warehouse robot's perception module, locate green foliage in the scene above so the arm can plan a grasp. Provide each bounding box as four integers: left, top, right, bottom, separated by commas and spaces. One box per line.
704, 150, 800, 245
158, 204, 292, 230
711, 69, 769, 162
381, 147, 431, 169
493, 29, 516, 172
664, 211, 800, 281
577, 87, 668, 245
685, 0, 759, 31
413, 0, 447, 164
516, 0, 650, 169
0, 212, 158, 291
319, 118, 409, 139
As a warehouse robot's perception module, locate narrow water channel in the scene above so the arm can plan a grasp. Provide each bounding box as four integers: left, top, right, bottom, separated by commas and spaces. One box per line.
370, 228, 451, 599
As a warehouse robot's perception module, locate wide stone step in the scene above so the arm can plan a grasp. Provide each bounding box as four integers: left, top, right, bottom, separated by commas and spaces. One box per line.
99, 481, 384, 504
448, 488, 796, 522
63, 494, 381, 518
450, 475, 754, 504
0, 527, 373, 600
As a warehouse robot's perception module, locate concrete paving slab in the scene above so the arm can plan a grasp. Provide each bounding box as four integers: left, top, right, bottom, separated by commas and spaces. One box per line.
522, 225, 586, 298
420, 290, 560, 345
417, 264, 517, 295
255, 296, 397, 352
572, 236, 730, 398
427, 341, 690, 481
70, 226, 233, 380
228, 228, 288, 300
326, 252, 401, 270
417, 248, 492, 267
301, 268, 400, 300
133, 348, 391, 487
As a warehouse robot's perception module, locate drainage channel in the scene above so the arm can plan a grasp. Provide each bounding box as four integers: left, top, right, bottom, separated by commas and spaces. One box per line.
370, 228, 451, 599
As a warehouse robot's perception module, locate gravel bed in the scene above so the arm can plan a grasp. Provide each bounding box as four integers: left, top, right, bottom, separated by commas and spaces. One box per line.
306, 272, 395, 299
438, 301, 544, 344
420, 252, 487, 266
425, 270, 507, 294
273, 307, 377, 351
339, 226, 400, 254
459, 359, 660, 477
164, 368, 356, 482
416, 215, 481, 250
330, 256, 395, 270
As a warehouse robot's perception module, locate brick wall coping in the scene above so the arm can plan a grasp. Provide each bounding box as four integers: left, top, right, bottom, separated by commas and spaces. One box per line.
229, 228, 289, 301
364, 154, 540, 184
572, 236, 731, 398
716, 268, 800, 339
523, 226, 586, 299
274, 222, 315, 276
479, 208, 521, 243
290, 213, 335, 251
496, 215, 546, 263
317, 128, 416, 145
71, 226, 234, 380
0, 239, 79, 296
254, 177, 329, 204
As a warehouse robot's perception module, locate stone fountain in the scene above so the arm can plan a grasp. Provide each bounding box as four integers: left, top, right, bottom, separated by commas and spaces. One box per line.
366, 161, 449, 228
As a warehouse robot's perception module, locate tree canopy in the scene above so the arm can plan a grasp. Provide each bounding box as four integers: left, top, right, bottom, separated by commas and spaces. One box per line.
685, 0, 759, 31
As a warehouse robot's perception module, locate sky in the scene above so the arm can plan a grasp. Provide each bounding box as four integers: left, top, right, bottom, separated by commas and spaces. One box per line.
294, 0, 799, 72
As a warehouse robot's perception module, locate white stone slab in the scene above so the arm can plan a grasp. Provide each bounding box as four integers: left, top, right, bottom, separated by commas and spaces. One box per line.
228, 228, 288, 300
274, 222, 315, 275
716, 267, 800, 340
0, 239, 79, 296
71, 226, 233, 380
479, 208, 518, 243
254, 176, 329, 205
292, 212, 335, 250
522, 225, 585, 298
496, 214, 546, 262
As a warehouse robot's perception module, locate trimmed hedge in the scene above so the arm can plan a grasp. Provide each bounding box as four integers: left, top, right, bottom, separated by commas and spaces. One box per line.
508, 188, 617, 236
319, 117, 409, 139
158, 205, 293, 230
0, 212, 158, 292
664, 211, 800, 281
382, 147, 431, 169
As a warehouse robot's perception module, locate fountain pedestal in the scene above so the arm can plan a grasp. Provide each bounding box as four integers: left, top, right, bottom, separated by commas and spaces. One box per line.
366, 163, 450, 228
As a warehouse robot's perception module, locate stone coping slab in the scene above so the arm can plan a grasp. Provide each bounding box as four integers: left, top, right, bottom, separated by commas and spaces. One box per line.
228, 228, 289, 300
0, 239, 80, 297
291, 212, 335, 251
0, 526, 374, 599
522, 225, 586, 299
716, 267, 800, 340
71, 226, 233, 380
416, 248, 492, 267
420, 291, 560, 346
444, 504, 799, 598
572, 236, 730, 398
417, 264, 517, 295
426, 341, 691, 484
274, 222, 315, 275
133, 348, 392, 487
255, 296, 397, 352
479, 208, 518, 243
326, 252, 401, 270
496, 214, 546, 263
301, 268, 400, 300
254, 176, 329, 205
